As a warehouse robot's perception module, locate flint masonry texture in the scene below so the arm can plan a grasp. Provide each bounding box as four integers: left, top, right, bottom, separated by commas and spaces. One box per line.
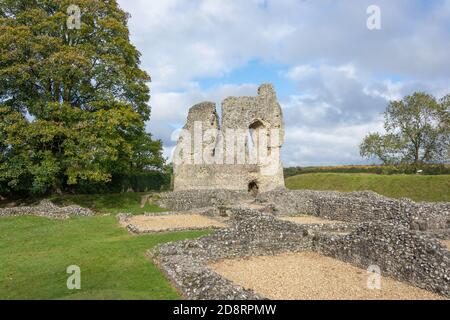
256, 189, 450, 232
0, 199, 94, 219
152, 189, 450, 299
153, 206, 449, 299
173, 84, 285, 193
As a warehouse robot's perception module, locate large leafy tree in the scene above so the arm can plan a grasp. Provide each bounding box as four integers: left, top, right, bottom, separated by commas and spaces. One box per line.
0, 0, 163, 194
360, 92, 449, 165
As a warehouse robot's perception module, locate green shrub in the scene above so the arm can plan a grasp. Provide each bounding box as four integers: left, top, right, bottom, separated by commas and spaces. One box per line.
72, 171, 170, 194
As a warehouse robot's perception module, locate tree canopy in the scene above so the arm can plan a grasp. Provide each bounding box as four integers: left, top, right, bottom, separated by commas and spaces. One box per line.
0, 0, 164, 195
360, 92, 449, 166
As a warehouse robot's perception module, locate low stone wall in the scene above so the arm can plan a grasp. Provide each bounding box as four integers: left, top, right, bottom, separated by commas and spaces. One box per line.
315, 222, 450, 296
257, 189, 450, 232
153, 208, 450, 299
0, 200, 94, 219
152, 209, 313, 300
155, 190, 251, 211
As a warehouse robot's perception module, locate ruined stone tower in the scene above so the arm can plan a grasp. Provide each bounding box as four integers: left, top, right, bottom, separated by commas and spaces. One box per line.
173, 84, 285, 193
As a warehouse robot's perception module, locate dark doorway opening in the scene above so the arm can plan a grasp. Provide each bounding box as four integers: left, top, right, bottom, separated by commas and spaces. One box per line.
248, 180, 259, 196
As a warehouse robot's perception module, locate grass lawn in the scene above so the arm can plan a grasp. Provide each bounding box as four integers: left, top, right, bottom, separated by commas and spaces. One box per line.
286, 173, 450, 202
0, 213, 209, 300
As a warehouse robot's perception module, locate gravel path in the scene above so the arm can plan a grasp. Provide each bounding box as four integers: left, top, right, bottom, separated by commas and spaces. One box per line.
443, 240, 450, 250
125, 214, 226, 232
210, 252, 444, 300
280, 215, 343, 225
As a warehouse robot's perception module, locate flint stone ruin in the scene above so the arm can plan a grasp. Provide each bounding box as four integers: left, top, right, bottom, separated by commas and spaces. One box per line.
173, 84, 285, 193
150, 84, 449, 299
152, 190, 450, 299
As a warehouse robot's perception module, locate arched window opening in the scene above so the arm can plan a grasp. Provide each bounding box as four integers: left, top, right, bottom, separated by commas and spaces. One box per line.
248, 120, 266, 163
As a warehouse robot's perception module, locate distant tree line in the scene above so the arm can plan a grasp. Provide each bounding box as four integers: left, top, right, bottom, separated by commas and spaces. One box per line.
283, 164, 450, 178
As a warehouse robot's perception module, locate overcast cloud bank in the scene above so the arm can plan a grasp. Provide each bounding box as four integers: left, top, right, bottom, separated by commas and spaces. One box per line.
118, 0, 450, 166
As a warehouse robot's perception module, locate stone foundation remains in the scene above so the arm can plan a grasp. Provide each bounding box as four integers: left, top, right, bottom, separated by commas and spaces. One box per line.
118, 212, 227, 234
155, 190, 252, 212
256, 189, 450, 234
151, 189, 450, 300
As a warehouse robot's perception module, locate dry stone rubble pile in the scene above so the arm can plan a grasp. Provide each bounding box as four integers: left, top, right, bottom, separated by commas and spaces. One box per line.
0, 199, 94, 219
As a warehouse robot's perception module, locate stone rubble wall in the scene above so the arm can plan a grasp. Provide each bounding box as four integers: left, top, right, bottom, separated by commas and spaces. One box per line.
174, 164, 263, 192
154, 208, 450, 300
173, 84, 286, 193
315, 222, 450, 296
155, 190, 252, 212
257, 189, 450, 232
156, 189, 450, 234
0, 200, 94, 219
152, 209, 313, 300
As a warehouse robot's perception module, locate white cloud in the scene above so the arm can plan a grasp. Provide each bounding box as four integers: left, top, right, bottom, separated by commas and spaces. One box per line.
285, 65, 317, 81
278, 61, 450, 165
117, 0, 450, 165
283, 121, 385, 166
119, 0, 450, 86
363, 80, 404, 101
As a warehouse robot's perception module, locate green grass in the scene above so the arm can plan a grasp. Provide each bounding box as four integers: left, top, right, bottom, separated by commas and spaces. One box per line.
0, 214, 209, 300
49, 192, 167, 215
286, 173, 450, 202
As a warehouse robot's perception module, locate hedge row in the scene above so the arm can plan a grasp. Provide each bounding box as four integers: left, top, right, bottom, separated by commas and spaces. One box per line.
73, 171, 171, 194
284, 164, 450, 178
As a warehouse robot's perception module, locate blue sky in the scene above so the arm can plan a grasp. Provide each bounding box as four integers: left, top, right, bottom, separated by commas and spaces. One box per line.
195, 59, 303, 100
118, 0, 450, 166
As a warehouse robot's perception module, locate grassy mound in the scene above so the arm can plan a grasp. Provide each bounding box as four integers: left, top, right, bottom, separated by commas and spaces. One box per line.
286, 173, 450, 202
